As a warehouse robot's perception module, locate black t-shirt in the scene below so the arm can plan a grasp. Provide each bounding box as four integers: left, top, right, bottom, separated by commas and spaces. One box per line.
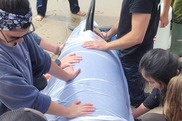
117, 0, 160, 59
143, 88, 161, 109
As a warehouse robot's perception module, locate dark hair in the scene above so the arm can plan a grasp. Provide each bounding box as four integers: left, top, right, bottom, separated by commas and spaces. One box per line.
0, 0, 30, 16
139, 49, 181, 85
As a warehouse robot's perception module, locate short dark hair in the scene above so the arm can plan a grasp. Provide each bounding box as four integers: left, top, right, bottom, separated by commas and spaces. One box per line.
0, 0, 30, 16
139, 49, 181, 85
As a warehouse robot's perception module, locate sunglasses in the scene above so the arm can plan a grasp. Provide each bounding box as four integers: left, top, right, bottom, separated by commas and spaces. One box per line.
0, 23, 35, 43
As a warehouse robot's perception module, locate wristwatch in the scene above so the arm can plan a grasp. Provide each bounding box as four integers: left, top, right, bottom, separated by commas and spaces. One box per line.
55, 59, 61, 66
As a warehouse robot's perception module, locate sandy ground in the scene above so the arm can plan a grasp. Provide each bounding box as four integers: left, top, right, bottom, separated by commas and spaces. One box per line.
30, 0, 122, 58
29, 0, 163, 119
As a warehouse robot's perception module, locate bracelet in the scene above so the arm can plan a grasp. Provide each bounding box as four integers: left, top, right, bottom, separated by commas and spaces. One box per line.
54, 46, 61, 55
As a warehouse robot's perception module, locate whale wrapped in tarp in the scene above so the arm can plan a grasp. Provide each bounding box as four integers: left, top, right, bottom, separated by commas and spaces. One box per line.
41, 20, 134, 121
42, 0, 134, 120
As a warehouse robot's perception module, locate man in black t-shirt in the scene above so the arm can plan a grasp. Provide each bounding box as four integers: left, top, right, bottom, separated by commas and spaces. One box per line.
83, 0, 171, 107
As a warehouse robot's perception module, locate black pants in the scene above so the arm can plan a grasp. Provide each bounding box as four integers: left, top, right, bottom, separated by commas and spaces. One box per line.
121, 58, 146, 107
68, 0, 80, 14
120, 44, 153, 107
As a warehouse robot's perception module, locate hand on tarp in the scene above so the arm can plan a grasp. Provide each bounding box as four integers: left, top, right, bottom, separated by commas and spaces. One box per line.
60, 53, 82, 69
66, 100, 95, 118
82, 39, 108, 51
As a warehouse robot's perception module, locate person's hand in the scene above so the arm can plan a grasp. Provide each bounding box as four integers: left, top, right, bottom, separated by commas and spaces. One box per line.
160, 13, 169, 28
66, 100, 95, 118
93, 29, 104, 38
100, 32, 110, 42
61, 53, 82, 69
64, 66, 80, 81
93, 30, 110, 42
100, 32, 107, 39
82, 39, 108, 51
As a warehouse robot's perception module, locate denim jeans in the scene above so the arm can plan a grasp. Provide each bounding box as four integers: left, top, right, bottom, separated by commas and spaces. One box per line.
36, 0, 80, 16
121, 58, 146, 107
36, 0, 48, 17
120, 44, 153, 107
68, 0, 80, 14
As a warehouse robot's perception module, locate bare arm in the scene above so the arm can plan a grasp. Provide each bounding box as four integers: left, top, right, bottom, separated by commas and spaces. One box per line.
48, 60, 80, 81
160, 0, 172, 27
132, 103, 151, 118
83, 13, 151, 51
106, 13, 151, 50
95, 20, 119, 41
106, 20, 119, 39
46, 101, 95, 118
39, 39, 58, 54
39, 38, 64, 55
39, 38, 83, 68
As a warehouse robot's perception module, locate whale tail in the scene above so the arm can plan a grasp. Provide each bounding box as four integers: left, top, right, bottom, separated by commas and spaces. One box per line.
85, 0, 95, 31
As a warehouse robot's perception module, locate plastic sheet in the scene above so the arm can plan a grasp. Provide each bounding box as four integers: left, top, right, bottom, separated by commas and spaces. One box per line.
42, 20, 134, 121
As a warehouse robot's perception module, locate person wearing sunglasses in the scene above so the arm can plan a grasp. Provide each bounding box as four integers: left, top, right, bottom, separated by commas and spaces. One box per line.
0, 0, 95, 118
